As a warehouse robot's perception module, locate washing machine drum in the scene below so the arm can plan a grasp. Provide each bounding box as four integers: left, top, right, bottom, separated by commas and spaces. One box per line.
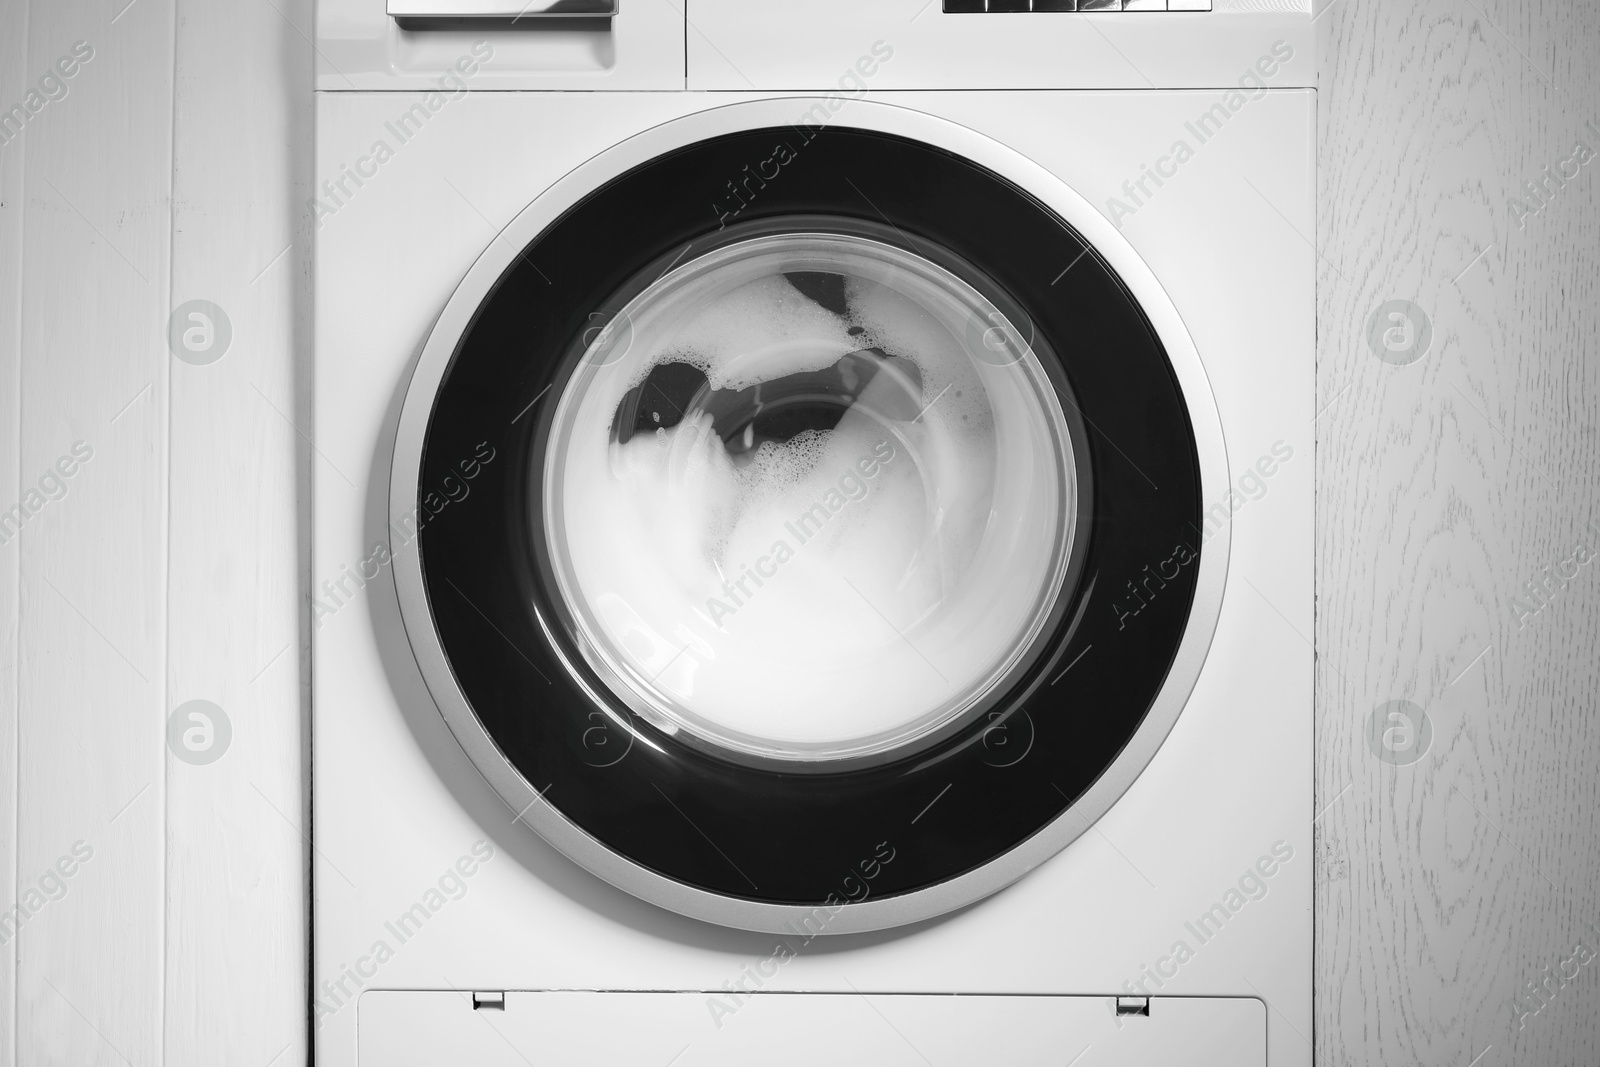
399, 123, 1211, 932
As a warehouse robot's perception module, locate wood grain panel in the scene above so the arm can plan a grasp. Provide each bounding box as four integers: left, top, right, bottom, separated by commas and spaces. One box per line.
14, 1, 173, 1064
164, 0, 311, 1063
1316, 1, 1600, 1063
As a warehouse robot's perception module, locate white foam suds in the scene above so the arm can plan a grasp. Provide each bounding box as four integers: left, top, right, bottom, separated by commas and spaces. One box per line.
551, 235, 1071, 759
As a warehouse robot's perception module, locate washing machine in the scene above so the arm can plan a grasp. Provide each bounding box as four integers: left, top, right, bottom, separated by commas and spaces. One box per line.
313, 2, 1314, 1063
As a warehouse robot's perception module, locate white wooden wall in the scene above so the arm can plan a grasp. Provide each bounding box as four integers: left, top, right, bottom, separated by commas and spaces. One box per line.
0, 0, 310, 1064
0, 0, 1595, 1064
1316, 1, 1600, 1064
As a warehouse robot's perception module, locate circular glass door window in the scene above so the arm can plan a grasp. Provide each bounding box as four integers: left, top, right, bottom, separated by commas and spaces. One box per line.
544, 226, 1076, 767
405, 122, 1208, 917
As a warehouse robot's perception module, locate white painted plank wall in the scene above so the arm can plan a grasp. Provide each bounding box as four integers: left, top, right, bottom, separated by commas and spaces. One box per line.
15, 0, 173, 1064
164, 0, 310, 1063
0, 0, 26, 1060
2, 0, 312, 1063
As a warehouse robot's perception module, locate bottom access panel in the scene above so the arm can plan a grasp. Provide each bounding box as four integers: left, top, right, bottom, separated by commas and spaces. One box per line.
358, 990, 1266, 1066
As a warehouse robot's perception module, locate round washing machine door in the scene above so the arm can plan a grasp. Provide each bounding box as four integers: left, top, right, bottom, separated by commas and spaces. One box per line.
391, 98, 1229, 934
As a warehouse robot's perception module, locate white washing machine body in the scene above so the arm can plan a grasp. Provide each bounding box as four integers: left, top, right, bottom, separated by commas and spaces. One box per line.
313, 3, 1314, 1064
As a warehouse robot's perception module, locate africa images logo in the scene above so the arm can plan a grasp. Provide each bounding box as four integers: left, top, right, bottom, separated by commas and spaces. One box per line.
1112, 440, 1294, 630
313, 440, 496, 627
703, 841, 897, 1029
1118, 840, 1294, 1008
310, 42, 494, 227
313, 841, 496, 1028
0, 441, 94, 547
1508, 122, 1599, 231
1104, 40, 1295, 228
700, 438, 897, 629
0, 841, 95, 946
0, 41, 96, 150
710, 41, 895, 229
1365, 299, 1432, 366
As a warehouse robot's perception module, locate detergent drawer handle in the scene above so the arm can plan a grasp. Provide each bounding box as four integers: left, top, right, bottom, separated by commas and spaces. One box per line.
388, 0, 616, 20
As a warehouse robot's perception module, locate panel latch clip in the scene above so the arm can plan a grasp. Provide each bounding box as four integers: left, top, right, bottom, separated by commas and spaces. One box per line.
1115, 996, 1150, 1017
